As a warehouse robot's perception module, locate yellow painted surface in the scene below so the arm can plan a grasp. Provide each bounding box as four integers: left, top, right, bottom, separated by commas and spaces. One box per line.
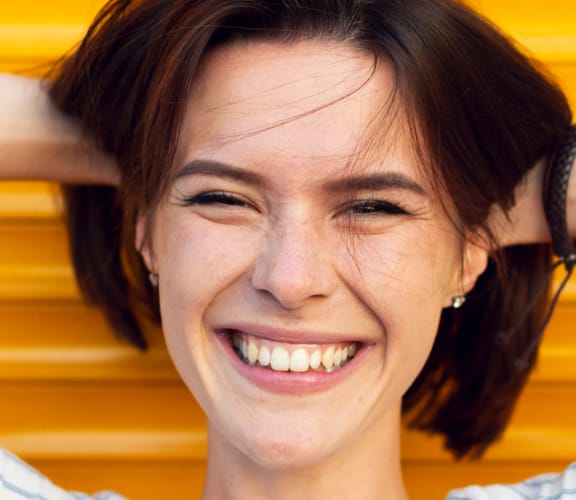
468, 0, 576, 34
1, 1, 576, 498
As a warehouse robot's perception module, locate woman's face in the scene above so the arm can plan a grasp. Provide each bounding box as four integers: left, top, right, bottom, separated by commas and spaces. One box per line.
140, 40, 483, 470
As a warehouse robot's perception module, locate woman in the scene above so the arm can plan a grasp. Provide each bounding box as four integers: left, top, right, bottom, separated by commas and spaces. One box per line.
1, 0, 575, 498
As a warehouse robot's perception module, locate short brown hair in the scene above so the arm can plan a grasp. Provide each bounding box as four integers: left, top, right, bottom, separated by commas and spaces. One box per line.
49, 0, 572, 458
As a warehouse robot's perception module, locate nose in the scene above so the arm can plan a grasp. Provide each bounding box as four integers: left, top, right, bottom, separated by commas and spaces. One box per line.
250, 217, 336, 309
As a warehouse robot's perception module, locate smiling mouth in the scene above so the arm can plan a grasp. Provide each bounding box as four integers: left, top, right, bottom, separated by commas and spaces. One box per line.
224, 329, 359, 373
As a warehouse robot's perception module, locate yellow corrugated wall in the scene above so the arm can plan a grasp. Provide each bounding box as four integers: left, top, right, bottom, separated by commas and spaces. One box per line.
0, 1, 575, 498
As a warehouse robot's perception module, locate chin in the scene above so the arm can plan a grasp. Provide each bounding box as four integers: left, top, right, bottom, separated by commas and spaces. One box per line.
241, 433, 341, 472
215, 414, 350, 473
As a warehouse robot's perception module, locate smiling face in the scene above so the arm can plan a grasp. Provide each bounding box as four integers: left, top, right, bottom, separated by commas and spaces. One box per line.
138, 40, 485, 473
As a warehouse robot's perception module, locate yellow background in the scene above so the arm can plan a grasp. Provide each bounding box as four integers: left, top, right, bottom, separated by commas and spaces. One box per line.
1, 1, 576, 498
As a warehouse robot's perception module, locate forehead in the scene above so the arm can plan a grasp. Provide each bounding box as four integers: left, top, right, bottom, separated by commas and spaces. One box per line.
178, 39, 421, 184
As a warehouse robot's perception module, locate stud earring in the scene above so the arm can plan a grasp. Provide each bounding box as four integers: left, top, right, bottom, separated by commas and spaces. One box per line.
148, 272, 159, 287
451, 295, 466, 309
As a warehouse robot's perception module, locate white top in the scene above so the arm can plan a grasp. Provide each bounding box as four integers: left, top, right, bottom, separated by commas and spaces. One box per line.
447, 462, 576, 499
0, 447, 126, 500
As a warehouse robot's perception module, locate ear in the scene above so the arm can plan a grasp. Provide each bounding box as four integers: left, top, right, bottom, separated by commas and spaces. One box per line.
461, 240, 489, 294
444, 237, 489, 308
135, 214, 156, 273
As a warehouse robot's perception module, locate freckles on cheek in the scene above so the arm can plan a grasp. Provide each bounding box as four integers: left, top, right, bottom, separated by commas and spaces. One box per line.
353, 231, 457, 314
355, 241, 424, 298
156, 218, 260, 299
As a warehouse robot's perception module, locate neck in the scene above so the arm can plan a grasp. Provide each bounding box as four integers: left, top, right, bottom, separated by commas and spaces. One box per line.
202, 405, 407, 500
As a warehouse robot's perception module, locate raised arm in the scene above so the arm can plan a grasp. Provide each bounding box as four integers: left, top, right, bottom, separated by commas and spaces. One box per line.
492, 156, 576, 248
0, 73, 118, 185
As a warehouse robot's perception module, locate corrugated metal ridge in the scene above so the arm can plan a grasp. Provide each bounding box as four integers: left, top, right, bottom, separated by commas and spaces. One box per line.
1, 24, 576, 62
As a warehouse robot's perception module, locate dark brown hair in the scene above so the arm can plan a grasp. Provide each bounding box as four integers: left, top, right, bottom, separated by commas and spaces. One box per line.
49, 0, 572, 458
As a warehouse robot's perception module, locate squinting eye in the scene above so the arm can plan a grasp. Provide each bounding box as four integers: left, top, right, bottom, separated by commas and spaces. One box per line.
180, 191, 251, 208
346, 200, 411, 216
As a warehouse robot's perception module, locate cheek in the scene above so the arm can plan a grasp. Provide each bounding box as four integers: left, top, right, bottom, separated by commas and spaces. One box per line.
152, 215, 261, 344
348, 224, 460, 308
151, 215, 261, 395
346, 227, 459, 379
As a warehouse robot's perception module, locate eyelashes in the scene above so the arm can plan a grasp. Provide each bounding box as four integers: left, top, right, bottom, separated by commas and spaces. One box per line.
178, 190, 413, 218
180, 191, 255, 209
343, 199, 411, 217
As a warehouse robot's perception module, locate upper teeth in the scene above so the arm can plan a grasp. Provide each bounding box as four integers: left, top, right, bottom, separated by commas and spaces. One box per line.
232, 333, 358, 373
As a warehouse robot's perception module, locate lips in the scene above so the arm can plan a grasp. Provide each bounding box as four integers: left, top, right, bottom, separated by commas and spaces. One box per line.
214, 325, 371, 394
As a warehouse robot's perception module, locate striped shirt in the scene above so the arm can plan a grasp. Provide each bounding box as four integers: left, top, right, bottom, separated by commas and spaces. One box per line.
447, 462, 576, 499
0, 448, 126, 500
1, 445, 575, 499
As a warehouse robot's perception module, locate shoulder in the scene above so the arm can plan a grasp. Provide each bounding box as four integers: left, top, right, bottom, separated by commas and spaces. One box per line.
446, 462, 576, 499
0, 447, 126, 499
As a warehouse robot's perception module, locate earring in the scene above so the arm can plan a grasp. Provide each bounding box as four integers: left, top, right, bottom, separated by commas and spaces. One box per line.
451, 295, 466, 309
148, 272, 159, 287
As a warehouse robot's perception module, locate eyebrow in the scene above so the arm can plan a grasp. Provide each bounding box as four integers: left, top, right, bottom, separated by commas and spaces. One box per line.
175, 160, 267, 187
324, 172, 427, 197
175, 159, 427, 197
